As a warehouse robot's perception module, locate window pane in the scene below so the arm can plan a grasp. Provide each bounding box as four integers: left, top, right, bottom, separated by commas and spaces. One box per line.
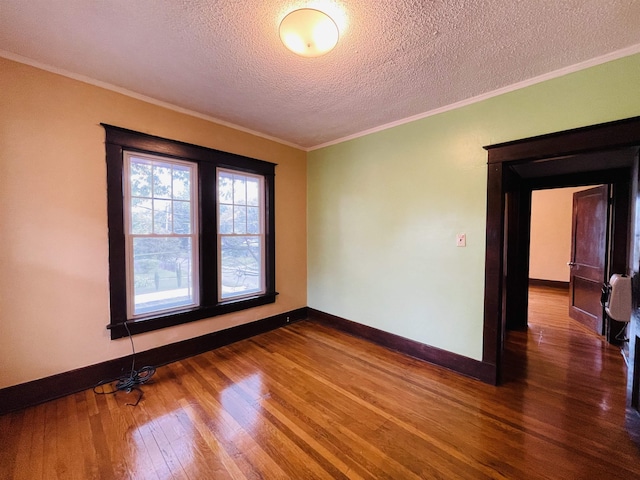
130, 160, 152, 197
153, 199, 172, 234
220, 236, 262, 299
125, 151, 199, 320
219, 204, 233, 234
234, 206, 247, 234
246, 178, 259, 206
247, 207, 260, 234
153, 165, 172, 199
131, 198, 152, 234
219, 172, 233, 203
132, 237, 195, 315
217, 169, 266, 302
172, 165, 191, 200
173, 200, 191, 234
233, 176, 246, 205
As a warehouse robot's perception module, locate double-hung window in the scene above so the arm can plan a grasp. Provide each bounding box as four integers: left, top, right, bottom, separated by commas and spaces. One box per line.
217, 169, 266, 301
124, 153, 199, 317
104, 125, 276, 339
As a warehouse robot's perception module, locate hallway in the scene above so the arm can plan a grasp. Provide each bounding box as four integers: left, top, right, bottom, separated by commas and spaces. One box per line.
503, 285, 637, 470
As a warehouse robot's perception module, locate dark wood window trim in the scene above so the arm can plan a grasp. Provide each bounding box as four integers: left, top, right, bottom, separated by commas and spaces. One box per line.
104, 124, 277, 339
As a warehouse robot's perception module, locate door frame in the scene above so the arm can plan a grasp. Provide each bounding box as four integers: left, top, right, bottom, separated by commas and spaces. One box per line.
482, 115, 640, 385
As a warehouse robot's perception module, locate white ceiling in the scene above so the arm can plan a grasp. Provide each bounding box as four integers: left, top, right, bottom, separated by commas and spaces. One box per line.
1, 0, 639, 150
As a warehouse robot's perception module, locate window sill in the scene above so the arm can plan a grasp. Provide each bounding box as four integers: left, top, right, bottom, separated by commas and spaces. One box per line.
109, 292, 278, 339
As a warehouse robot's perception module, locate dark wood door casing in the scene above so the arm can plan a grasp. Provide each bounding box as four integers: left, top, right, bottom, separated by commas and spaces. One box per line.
568, 185, 609, 334
483, 115, 640, 386
503, 178, 532, 333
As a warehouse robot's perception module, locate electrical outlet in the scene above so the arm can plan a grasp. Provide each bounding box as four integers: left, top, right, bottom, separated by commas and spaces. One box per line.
456, 234, 466, 247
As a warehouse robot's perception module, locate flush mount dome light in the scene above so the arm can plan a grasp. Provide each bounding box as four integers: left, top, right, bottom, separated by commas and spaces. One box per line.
279, 8, 339, 57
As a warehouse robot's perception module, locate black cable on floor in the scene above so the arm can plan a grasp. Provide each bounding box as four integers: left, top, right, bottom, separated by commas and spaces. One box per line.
614, 322, 629, 342
93, 321, 156, 406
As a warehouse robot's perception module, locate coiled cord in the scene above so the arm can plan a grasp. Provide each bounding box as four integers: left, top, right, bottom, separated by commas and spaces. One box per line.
93, 321, 156, 406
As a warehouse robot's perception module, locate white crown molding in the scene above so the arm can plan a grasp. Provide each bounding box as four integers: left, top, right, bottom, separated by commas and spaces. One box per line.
308, 43, 640, 151
0, 49, 306, 151
3, 43, 640, 153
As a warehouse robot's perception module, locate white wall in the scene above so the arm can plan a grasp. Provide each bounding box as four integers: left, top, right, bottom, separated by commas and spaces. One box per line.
529, 187, 592, 282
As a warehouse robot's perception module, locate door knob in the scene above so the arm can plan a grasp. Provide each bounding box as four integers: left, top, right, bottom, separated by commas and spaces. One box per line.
567, 262, 576, 267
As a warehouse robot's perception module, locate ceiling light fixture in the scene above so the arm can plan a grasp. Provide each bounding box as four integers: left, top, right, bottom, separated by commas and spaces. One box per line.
279, 8, 339, 57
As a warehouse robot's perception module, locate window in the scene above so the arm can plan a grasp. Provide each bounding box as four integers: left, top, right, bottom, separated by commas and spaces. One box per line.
217, 169, 265, 301
104, 125, 276, 339
124, 153, 199, 317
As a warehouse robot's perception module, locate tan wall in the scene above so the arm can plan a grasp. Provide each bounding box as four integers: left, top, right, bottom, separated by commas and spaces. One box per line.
0, 58, 307, 389
529, 187, 592, 282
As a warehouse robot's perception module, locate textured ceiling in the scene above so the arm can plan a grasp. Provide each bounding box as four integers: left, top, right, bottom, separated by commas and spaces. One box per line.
1, 0, 640, 149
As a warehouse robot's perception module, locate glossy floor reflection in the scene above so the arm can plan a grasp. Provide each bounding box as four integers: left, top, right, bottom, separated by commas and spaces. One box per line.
1, 286, 639, 479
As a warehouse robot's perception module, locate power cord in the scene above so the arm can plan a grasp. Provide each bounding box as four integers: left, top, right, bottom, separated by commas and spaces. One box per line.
93, 321, 156, 406
614, 322, 629, 342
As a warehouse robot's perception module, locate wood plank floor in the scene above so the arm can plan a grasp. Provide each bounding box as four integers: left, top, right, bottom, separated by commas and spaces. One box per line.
1, 286, 639, 479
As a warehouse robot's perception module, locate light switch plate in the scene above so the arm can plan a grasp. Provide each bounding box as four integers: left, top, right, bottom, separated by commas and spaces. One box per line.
456, 234, 466, 247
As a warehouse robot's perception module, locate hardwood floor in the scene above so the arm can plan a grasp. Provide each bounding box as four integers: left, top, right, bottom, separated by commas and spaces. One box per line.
1, 286, 639, 479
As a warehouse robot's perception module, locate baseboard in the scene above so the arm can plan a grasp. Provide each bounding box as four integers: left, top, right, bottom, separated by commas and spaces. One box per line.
0, 305, 497, 414
307, 308, 496, 385
529, 278, 570, 289
0, 307, 307, 415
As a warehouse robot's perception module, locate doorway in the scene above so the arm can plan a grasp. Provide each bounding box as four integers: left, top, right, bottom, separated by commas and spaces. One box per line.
481, 116, 640, 386
501, 168, 631, 335
530, 185, 611, 336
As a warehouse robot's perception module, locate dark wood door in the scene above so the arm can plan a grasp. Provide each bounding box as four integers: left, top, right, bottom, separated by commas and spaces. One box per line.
568, 185, 609, 334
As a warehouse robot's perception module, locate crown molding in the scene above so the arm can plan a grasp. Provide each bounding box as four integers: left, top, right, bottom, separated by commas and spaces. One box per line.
308, 43, 640, 151
0, 50, 306, 151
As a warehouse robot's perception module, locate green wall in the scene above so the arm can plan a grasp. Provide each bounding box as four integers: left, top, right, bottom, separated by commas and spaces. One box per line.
307, 53, 640, 360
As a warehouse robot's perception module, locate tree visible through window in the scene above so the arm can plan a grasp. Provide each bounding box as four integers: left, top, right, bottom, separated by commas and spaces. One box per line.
104, 124, 276, 339
125, 153, 199, 317
218, 169, 265, 300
